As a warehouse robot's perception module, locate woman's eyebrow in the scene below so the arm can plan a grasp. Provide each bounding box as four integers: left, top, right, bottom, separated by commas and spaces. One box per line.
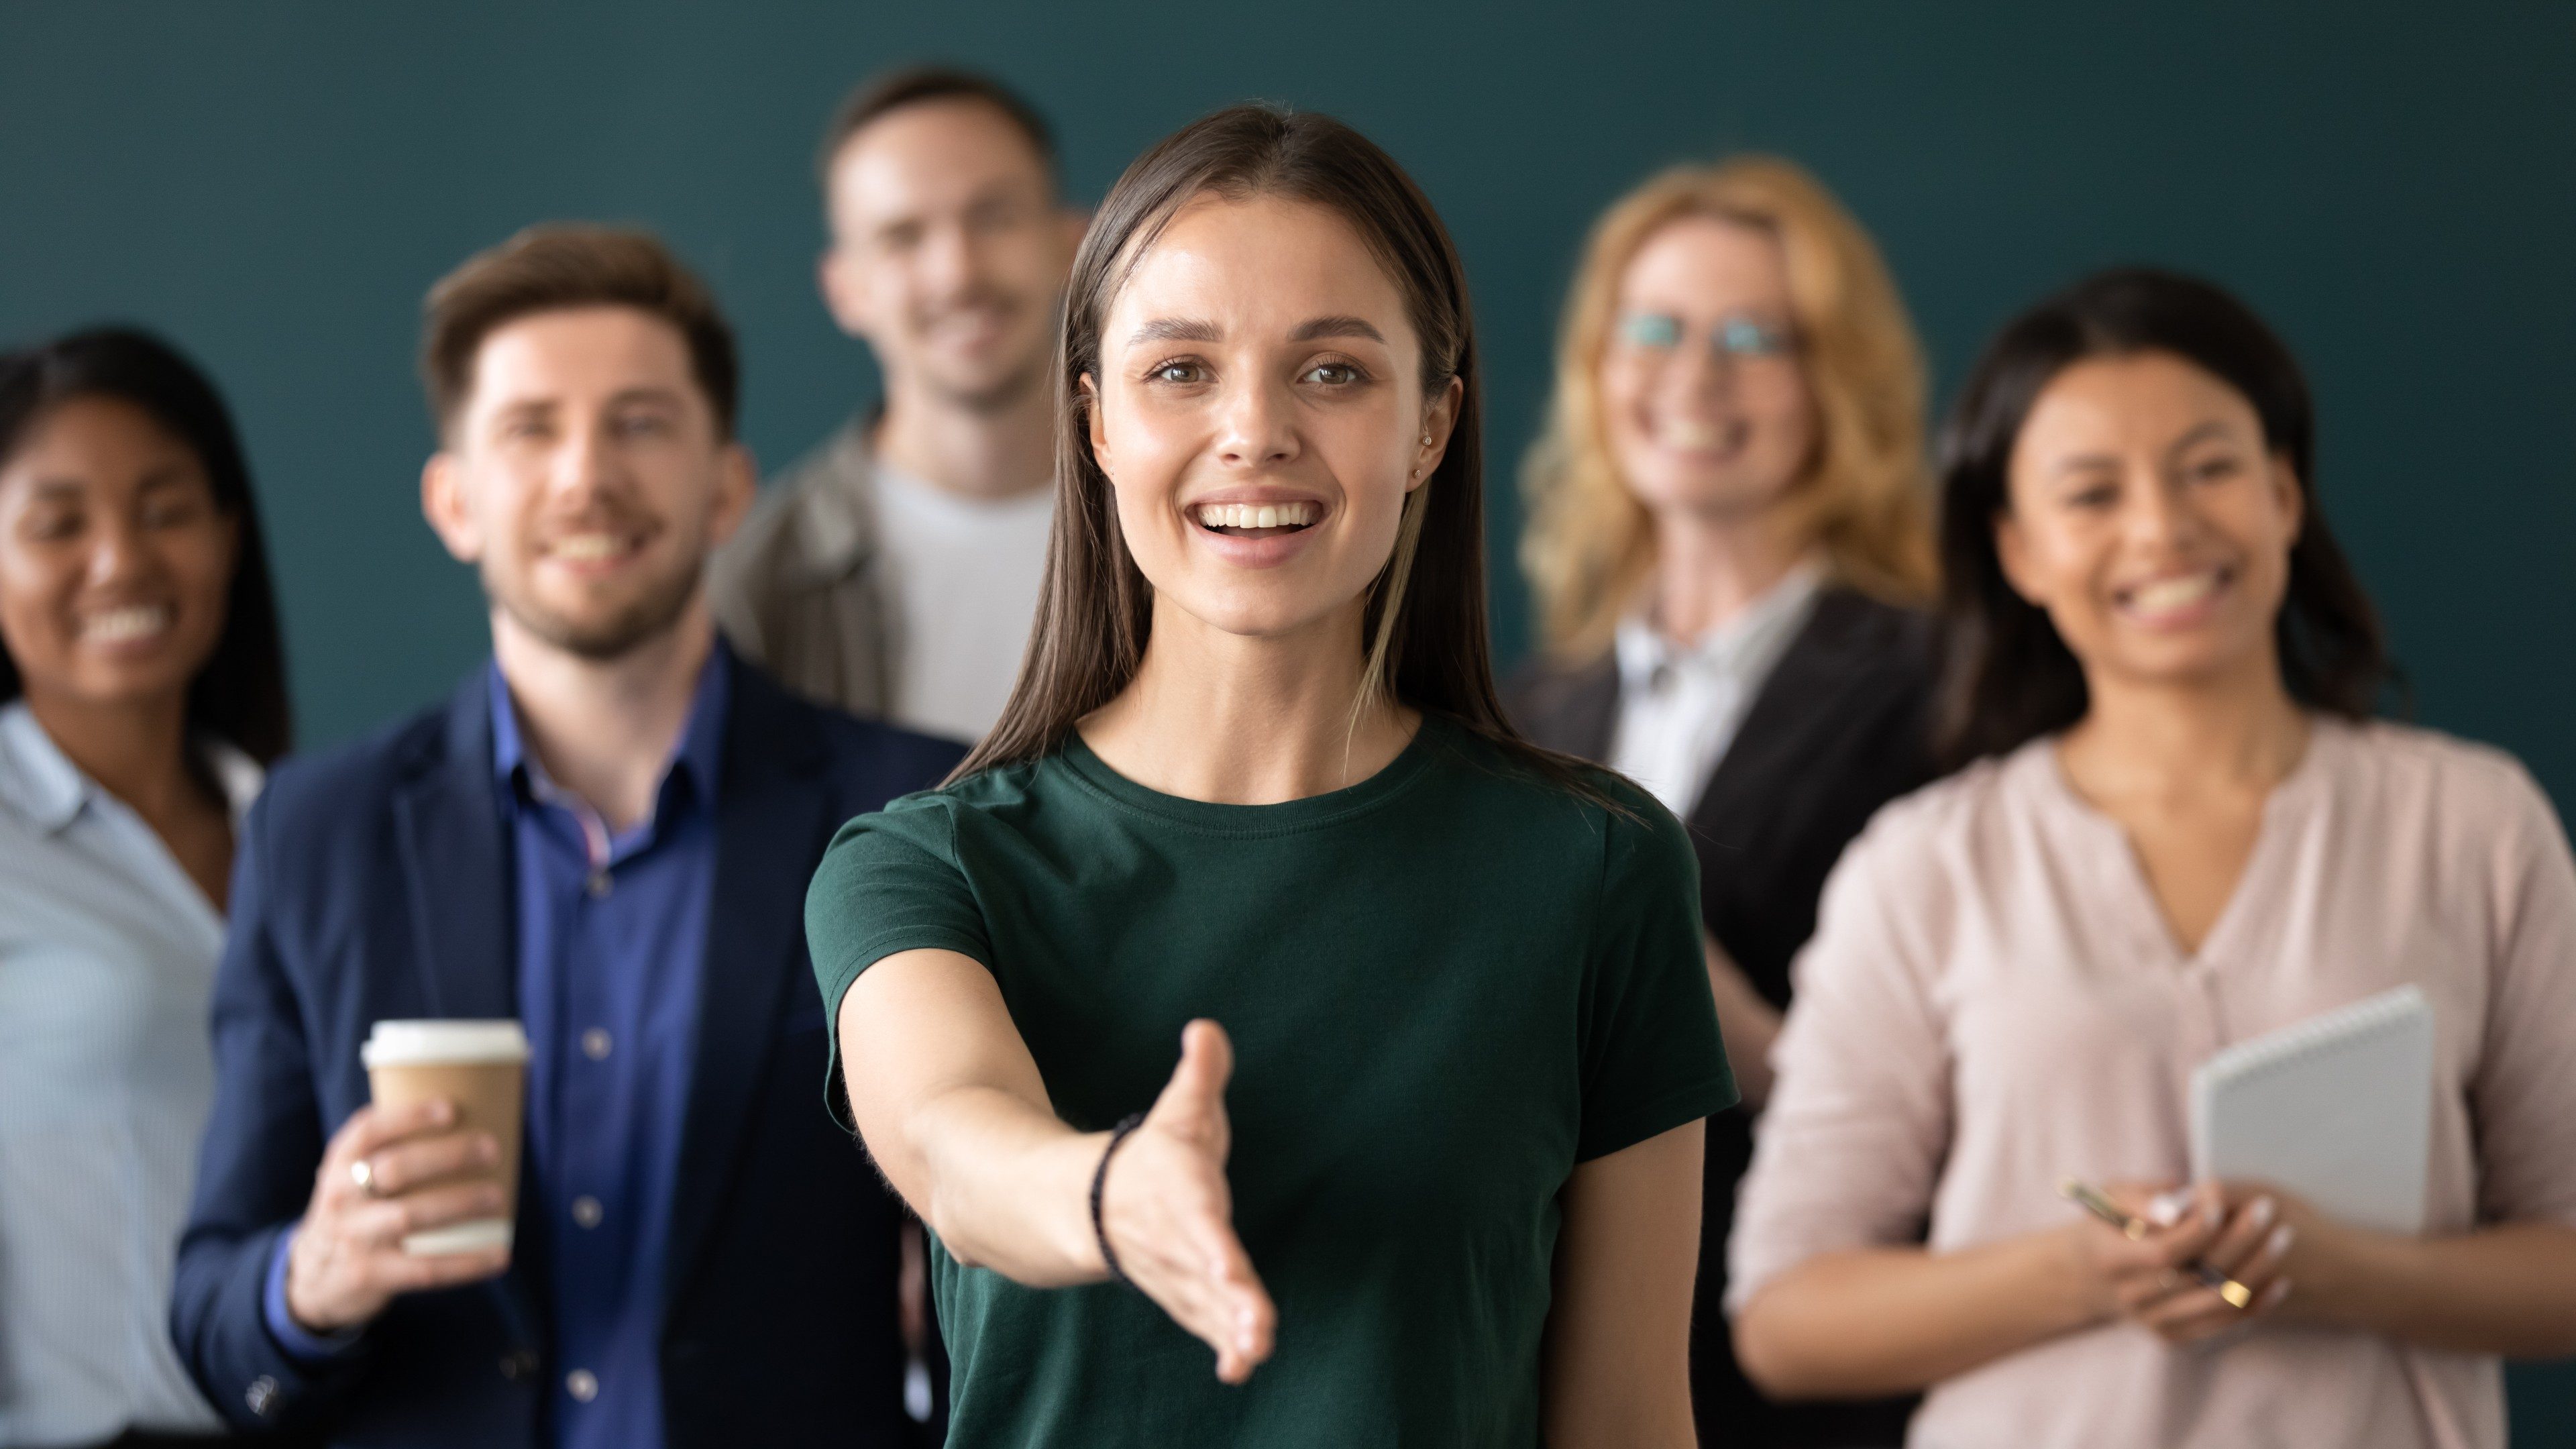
1289, 315, 1385, 343
1128, 317, 1222, 346
2165, 418, 2238, 453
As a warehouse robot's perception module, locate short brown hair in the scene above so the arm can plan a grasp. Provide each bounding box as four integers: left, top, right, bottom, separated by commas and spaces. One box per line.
421, 223, 741, 438
816, 64, 1057, 186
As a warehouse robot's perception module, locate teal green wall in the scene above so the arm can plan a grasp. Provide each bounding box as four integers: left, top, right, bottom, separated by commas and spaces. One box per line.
4, 3, 2570, 1436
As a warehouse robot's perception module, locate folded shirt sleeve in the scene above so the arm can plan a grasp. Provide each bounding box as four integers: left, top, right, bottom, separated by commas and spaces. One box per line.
2467, 762, 2576, 1229
1572, 792, 1738, 1162
1727, 820, 1955, 1316
803, 796, 994, 1128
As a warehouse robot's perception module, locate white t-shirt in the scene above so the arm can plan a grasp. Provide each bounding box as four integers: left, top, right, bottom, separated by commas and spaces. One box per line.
872, 464, 1054, 745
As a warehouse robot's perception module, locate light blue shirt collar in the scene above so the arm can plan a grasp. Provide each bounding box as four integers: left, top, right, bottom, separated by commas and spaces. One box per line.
0, 700, 260, 837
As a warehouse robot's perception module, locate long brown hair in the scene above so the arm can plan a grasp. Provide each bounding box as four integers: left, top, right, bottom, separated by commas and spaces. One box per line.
955, 104, 1589, 796
1933, 267, 2394, 767
1522, 156, 1936, 661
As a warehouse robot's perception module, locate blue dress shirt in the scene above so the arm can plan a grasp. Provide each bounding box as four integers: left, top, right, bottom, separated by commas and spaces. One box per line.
263, 649, 730, 1449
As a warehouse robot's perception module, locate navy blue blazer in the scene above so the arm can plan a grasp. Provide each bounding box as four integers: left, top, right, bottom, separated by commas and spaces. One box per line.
172, 657, 963, 1447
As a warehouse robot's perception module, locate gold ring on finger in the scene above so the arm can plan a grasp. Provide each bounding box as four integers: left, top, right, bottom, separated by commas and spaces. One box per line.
350, 1158, 380, 1197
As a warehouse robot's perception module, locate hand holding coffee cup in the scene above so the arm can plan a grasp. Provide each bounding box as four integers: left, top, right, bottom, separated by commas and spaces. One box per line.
283, 1020, 529, 1334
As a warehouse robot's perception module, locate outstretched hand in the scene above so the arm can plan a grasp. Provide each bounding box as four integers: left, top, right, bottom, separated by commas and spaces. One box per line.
1096, 1020, 1277, 1383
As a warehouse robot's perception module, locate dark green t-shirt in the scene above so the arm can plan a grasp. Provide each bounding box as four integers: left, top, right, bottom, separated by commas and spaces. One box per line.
805, 716, 1733, 1448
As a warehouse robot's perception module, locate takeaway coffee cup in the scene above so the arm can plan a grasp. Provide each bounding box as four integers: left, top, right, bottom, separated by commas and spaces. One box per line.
359, 1019, 529, 1256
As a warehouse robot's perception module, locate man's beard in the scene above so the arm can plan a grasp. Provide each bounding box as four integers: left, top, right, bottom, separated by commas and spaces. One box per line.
910, 288, 1061, 415
482, 548, 705, 662
928, 354, 1051, 416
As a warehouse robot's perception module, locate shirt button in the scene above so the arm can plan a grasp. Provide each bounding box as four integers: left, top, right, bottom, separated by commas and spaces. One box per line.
572, 1195, 604, 1229
582, 1028, 612, 1061
566, 1368, 599, 1403
586, 870, 612, 899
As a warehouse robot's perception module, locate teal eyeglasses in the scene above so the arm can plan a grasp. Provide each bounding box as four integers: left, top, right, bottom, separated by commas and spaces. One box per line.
1615, 312, 1797, 362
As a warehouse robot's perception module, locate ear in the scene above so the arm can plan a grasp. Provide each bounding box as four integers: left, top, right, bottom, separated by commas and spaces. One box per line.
1080, 373, 1111, 482
817, 246, 874, 343
1992, 506, 2047, 608
421, 451, 482, 564
707, 441, 757, 549
2269, 453, 2305, 547
1408, 376, 1464, 493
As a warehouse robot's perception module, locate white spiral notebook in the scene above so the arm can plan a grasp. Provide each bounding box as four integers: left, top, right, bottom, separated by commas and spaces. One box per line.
2188, 984, 2434, 1236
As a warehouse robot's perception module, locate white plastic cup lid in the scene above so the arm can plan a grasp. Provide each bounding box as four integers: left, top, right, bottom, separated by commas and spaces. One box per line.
361, 1019, 531, 1068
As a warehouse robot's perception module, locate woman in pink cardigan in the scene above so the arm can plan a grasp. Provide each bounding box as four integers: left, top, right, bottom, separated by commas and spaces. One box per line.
1728, 268, 2576, 1448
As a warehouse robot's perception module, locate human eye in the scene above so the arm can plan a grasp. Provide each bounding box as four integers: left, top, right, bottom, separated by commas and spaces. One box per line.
2185, 453, 2245, 484
1717, 316, 1795, 359
1142, 358, 1208, 386
1300, 358, 1371, 387
613, 409, 674, 440
141, 492, 211, 529
20, 503, 83, 542
1617, 313, 1682, 350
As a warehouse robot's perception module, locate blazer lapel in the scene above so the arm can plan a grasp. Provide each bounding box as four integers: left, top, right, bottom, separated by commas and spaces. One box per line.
387, 672, 547, 1348
663, 670, 831, 1323
389, 676, 517, 1026
1687, 589, 1880, 848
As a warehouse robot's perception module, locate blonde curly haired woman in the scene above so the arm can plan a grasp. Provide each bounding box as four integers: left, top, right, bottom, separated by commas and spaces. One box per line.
1509, 156, 1936, 1448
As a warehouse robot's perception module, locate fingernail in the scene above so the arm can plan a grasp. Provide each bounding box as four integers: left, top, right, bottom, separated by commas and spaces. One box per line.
430, 1100, 456, 1124
2267, 1224, 2295, 1258
477, 1135, 500, 1163
2147, 1192, 2187, 1228
2250, 1197, 2276, 1230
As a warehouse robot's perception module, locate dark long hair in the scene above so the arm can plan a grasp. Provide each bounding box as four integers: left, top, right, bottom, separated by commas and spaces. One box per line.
0, 327, 293, 764
1932, 268, 2391, 768
955, 104, 1585, 795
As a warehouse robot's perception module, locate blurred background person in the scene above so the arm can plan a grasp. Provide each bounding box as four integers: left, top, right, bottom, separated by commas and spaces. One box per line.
711, 66, 1085, 745
1509, 156, 1935, 1446
0, 327, 289, 1448
1729, 268, 2576, 1448
170, 227, 961, 1448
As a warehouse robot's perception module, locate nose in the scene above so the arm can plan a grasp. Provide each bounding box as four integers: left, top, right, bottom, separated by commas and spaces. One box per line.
1664, 332, 1739, 401
920, 221, 983, 301
2123, 470, 2200, 549
1213, 374, 1299, 471
81, 509, 150, 589
551, 416, 621, 503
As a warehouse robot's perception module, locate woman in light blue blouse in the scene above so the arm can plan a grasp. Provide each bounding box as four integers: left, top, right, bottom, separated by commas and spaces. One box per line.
0, 329, 290, 1449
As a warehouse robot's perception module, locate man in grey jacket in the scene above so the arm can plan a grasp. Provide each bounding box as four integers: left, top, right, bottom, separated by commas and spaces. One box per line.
710, 68, 1081, 744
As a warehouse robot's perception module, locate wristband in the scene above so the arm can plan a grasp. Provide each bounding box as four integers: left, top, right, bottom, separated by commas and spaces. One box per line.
1089, 1112, 1148, 1289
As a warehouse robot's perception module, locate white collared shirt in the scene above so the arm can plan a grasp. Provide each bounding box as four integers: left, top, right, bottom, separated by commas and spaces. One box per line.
0, 702, 258, 1444
1607, 561, 1826, 818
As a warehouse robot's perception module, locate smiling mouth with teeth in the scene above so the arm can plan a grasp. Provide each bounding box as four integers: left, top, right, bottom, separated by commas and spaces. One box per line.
550, 533, 639, 563
82, 604, 174, 645
1193, 501, 1321, 536
2117, 566, 2233, 616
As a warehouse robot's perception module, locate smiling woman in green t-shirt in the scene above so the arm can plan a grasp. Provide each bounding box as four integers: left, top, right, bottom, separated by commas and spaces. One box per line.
806, 103, 1733, 1448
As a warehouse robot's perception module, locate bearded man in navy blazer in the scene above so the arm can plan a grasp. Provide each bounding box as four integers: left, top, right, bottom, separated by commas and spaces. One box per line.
171, 225, 963, 1448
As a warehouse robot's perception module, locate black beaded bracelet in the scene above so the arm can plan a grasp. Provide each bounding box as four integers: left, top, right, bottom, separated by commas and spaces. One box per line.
1090, 1112, 1148, 1289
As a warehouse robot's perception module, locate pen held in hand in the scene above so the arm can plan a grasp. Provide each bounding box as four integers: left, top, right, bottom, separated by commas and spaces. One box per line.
2060, 1179, 2255, 1309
